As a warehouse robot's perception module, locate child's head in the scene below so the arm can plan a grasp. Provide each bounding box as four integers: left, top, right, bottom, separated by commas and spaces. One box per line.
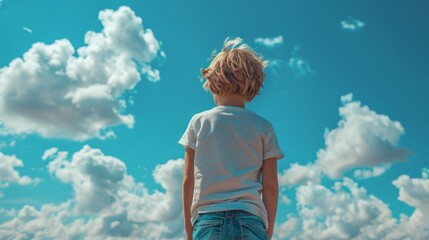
200, 37, 268, 102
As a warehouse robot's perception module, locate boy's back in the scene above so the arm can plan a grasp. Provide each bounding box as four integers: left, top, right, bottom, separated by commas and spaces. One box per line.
179, 105, 284, 231
180, 37, 284, 239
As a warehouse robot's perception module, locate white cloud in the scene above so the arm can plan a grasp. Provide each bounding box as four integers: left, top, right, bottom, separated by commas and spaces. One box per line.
353, 165, 390, 179
279, 93, 409, 187
377, 171, 429, 238
0, 139, 16, 150
341, 17, 365, 31
280, 193, 292, 205
0, 207, 16, 217
0, 151, 39, 188
279, 178, 392, 239
274, 215, 300, 239
0, 201, 87, 239
0, 6, 163, 141
393, 173, 429, 227
273, 94, 424, 239
141, 64, 160, 82
250, 36, 284, 76
268, 58, 282, 68
22, 27, 33, 33
423, 168, 429, 179
340, 92, 353, 102
0, 145, 186, 239
316, 93, 410, 179
274, 177, 429, 239
254, 35, 283, 48
46, 145, 133, 214
41, 147, 58, 161
279, 163, 320, 187
288, 45, 314, 77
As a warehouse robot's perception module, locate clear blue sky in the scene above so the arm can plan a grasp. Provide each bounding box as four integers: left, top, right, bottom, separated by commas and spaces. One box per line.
0, 0, 428, 239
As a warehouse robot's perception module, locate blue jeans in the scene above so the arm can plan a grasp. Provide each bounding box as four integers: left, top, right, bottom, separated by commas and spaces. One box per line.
192, 210, 269, 240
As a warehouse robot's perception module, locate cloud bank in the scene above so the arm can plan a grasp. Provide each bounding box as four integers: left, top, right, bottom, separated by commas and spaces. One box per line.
1, 146, 427, 239
274, 174, 429, 239
0, 145, 186, 239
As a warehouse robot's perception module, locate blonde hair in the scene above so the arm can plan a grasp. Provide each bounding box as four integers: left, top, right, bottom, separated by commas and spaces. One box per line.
200, 37, 268, 100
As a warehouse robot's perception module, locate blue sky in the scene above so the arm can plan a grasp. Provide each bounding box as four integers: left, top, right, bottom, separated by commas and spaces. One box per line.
0, 0, 428, 239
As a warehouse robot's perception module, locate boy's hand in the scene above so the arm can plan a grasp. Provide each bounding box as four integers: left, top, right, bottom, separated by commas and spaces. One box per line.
266, 229, 273, 239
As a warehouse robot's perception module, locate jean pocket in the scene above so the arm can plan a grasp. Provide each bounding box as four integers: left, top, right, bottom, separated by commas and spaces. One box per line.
193, 219, 223, 240
239, 218, 268, 240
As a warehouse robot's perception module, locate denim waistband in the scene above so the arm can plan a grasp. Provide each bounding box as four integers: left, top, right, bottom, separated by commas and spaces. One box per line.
199, 210, 254, 217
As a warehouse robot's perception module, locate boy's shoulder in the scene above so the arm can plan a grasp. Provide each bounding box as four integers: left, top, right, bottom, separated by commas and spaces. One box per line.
191, 106, 273, 127
189, 109, 212, 121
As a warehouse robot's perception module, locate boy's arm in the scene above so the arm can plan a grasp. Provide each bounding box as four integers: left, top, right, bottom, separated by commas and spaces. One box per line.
182, 146, 195, 240
262, 157, 279, 239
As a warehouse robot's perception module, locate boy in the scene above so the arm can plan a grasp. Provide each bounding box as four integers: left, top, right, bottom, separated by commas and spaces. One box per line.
179, 37, 284, 240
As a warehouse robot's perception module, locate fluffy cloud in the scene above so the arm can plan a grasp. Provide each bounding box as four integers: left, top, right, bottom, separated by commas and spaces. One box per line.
393, 172, 429, 227
41, 147, 58, 161
274, 215, 300, 239
0, 6, 163, 141
288, 45, 314, 77
279, 93, 409, 188
0, 145, 186, 239
341, 17, 365, 31
0, 139, 16, 150
295, 178, 395, 239
353, 165, 390, 179
254, 35, 283, 47
280, 193, 292, 205
316, 93, 410, 179
3, 162, 429, 239
274, 176, 429, 239
274, 93, 427, 239
0, 151, 39, 189
0, 202, 84, 240
46, 146, 131, 213
253, 36, 284, 73
278, 163, 320, 187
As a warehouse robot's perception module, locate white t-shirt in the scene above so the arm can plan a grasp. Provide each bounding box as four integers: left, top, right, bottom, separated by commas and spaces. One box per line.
178, 105, 284, 230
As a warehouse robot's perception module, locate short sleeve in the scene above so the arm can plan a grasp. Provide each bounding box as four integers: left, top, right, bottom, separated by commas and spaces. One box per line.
263, 125, 285, 160
178, 116, 197, 150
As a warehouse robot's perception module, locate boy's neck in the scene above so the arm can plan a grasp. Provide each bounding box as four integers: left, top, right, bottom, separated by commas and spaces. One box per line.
214, 94, 247, 108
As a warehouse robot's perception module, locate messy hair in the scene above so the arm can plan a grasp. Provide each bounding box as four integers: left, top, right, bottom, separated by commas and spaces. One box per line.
200, 37, 268, 100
